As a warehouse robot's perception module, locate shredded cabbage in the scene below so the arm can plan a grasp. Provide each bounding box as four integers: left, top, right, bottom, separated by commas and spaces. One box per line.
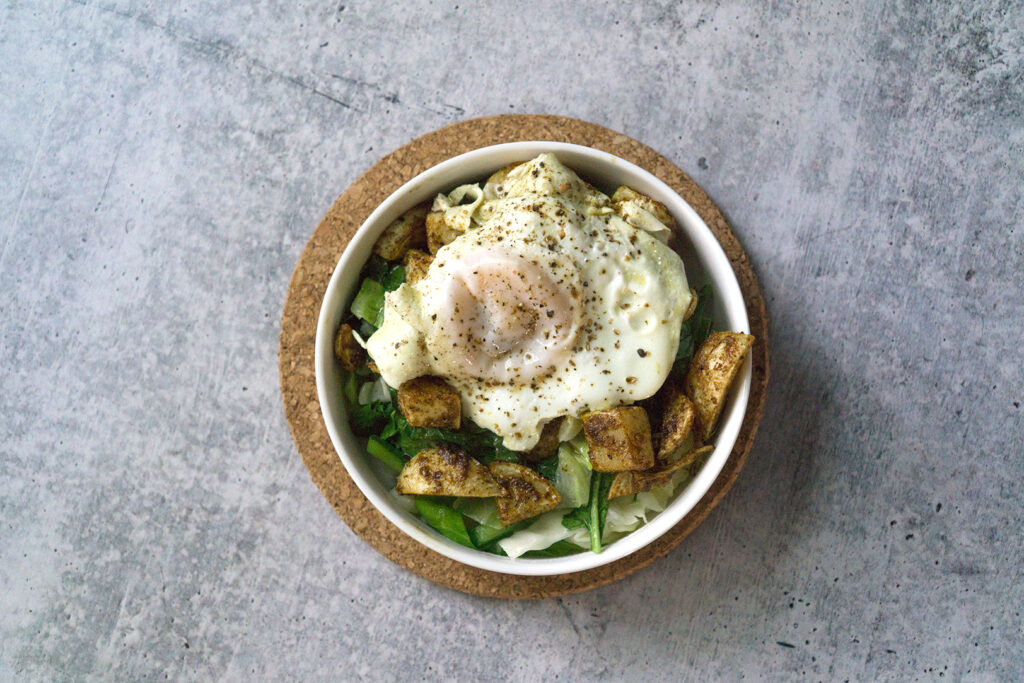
357, 377, 391, 405
601, 468, 692, 542
453, 498, 501, 528
554, 436, 592, 508
557, 416, 583, 442
388, 489, 416, 514
498, 454, 694, 557
497, 510, 583, 558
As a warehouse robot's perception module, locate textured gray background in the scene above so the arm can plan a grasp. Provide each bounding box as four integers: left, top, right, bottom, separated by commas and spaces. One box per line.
2, 0, 1022, 680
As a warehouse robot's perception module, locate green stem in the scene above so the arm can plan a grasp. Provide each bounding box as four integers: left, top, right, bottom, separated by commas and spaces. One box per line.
589, 472, 602, 553
469, 521, 525, 548
414, 498, 474, 549
366, 436, 405, 474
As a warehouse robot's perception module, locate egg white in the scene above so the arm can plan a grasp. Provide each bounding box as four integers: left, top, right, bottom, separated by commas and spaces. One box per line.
367, 154, 691, 450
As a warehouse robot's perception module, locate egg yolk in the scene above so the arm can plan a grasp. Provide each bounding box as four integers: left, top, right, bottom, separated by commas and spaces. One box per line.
429, 248, 580, 384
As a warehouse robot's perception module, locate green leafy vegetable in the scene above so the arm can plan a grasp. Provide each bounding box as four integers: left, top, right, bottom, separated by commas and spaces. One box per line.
453, 498, 502, 528
357, 378, 391, 406
366, 435, 405, 474
414, 498, 474, 548
357, 319, 377, 340
522, 540, 585, 558
389, 413, 518, 464
356, 394, 516, 466
535, 456, 559, 482
350, 401, 393, 435
382, 265, 406, 292
361, 254, 389, 282
561, 471, 614, 553
589, 472, 613, 553
561, 507, 588, 531
675, 284, 713, 371
554, 437, 592, 508
342, 371, 358, 406
469, 521, 525, 547
350, 278, 386, 327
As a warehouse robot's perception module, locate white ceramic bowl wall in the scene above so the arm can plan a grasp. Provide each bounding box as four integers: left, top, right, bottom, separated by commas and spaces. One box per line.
315, 142, 751, 576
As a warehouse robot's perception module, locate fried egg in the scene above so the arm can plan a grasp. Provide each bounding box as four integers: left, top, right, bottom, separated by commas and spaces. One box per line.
366, 153, 691, 450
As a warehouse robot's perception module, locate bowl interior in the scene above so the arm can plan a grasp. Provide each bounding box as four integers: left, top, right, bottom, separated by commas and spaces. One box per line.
315, 142, 751, 576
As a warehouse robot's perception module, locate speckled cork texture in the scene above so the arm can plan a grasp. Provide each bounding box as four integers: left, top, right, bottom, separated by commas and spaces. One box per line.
278, 115, 769, 598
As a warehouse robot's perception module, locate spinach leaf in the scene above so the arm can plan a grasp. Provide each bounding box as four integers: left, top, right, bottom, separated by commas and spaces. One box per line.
350, 401, 393, 435
382, 265, 406, 292
522, 540, 584, 558
469, 520, 527, 547
674, 284, 713, 371
391, 414, 518, 464
535, 455, 559, 482
560, 471, 614, 552
561, 507, 589, 531
361, 254, 389, 282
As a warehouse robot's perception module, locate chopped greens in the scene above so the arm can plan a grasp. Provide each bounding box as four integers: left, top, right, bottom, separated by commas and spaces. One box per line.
452, 498, 501, 528
350, 278, 386, 327
554, 436, 592, 508
361, 254, 389, 282
357, 319, 377, 340
522, 540, 585, 558
340, 218, 722, 558
469, 521, 524, 547
350, 256, 406, 328
382, 265, 405, 292
366, 436, 404, 474
350, 401, 393, 435
675, 284, 713, 371
388, 413, 519, 465
414, 498, 474, 548
562, 471, 614, 553
342, 371, 358, 406
535, 456, 559, 482
348, 396, 514, 465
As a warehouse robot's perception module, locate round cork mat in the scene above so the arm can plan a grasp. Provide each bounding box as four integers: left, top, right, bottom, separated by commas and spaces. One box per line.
279, 115, 769, 599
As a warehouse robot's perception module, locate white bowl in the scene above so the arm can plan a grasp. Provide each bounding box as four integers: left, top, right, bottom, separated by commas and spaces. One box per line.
315, 142, 751, 576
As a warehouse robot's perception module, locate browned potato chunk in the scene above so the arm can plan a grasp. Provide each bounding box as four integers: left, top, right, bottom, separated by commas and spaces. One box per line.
396, 446, 503, 497
333, 323, 364, 371
521, 418, 563, 463
608, 445, 714, 499
488, 462, 562, 525
655, 385, 698, 463
611, 186, 676, 229
372, 204, 428, 261
582, 406, 655, 472
402, 248, 433, 285
425, 211, 464, 254
684, 332, 755, 441
397, 376, 461, 429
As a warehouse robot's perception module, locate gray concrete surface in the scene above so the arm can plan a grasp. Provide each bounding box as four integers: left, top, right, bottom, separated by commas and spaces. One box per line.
2, 0, 1022, 680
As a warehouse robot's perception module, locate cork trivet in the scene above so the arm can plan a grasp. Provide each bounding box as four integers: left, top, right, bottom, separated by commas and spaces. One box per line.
279, 115, 770, 599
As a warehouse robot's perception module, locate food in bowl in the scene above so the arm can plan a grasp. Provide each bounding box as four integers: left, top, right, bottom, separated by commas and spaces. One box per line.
333, 153, 753, 558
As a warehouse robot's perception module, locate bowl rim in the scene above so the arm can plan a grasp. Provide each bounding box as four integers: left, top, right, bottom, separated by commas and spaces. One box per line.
315, 141, 751, 576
